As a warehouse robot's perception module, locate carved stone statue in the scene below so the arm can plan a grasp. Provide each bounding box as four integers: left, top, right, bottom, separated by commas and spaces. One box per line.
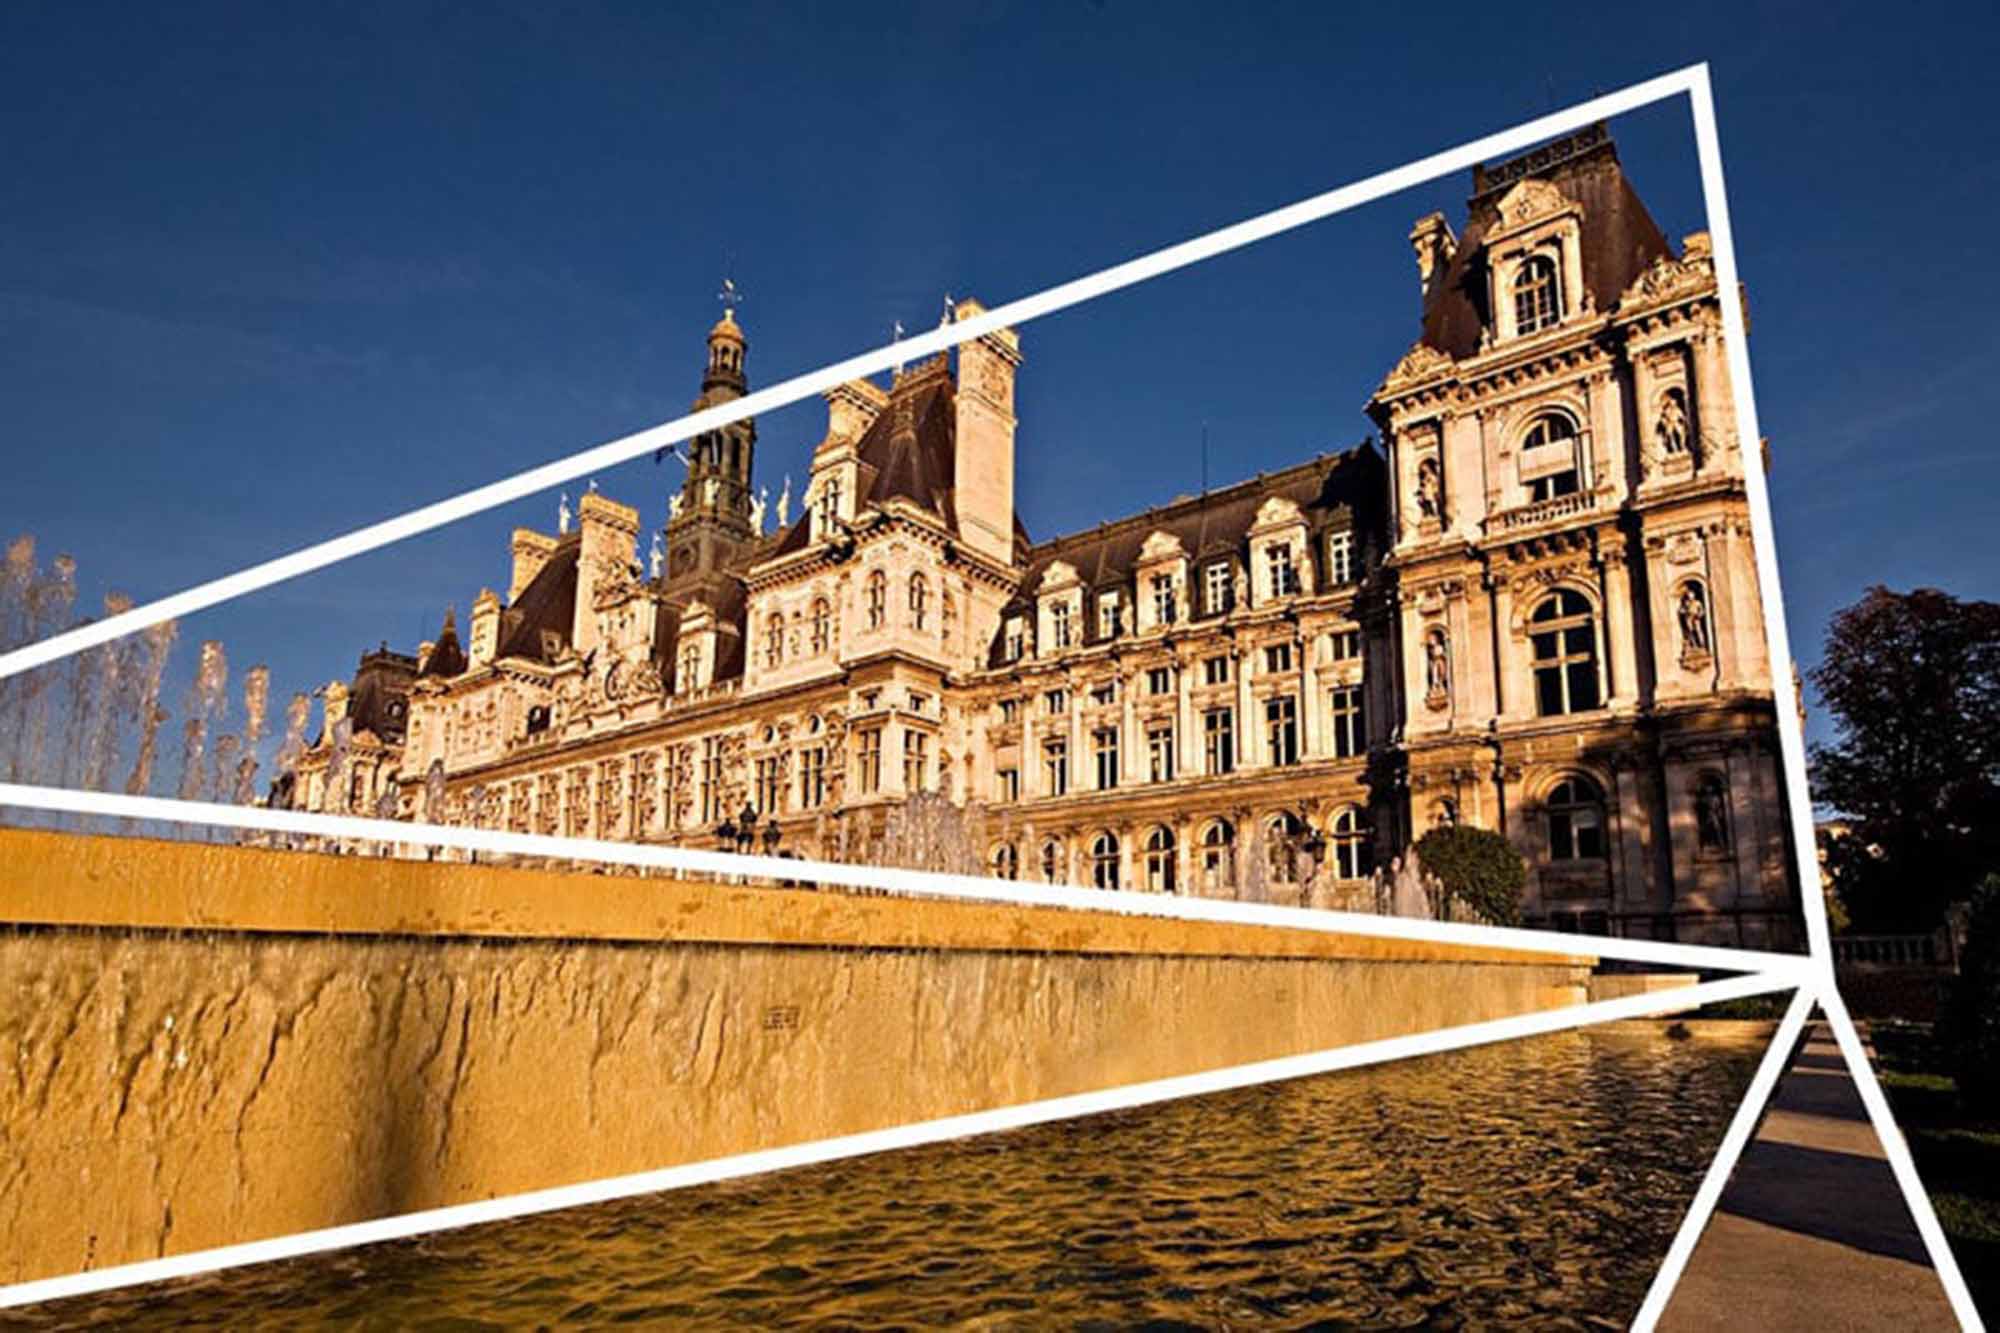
1697, 779, 1730, 851
1424, 630, 1450, 699
777, 475, 792, 529
669, 492, 684, 520
750, 486, 768, 534
1679, 583, 1711, 654
649, 531, 664, 580
705, 476, 719, 507
1658, 389, 1690, 456
1415, 456, 1443, 520
558, 492, 572, 535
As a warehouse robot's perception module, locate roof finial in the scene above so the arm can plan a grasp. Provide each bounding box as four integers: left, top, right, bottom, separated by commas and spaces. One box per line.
891, 318, 906, 375
717, 275, 743, 314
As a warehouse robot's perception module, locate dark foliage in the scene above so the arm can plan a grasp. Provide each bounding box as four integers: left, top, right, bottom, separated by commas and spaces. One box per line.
1940, 875, 2000, 1114
1808, 586, 2000, 932
1414, 824, 1525, 927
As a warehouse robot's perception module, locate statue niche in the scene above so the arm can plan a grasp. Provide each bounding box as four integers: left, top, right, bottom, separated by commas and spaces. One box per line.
1677, 581, 1713, 667
1423, 627, 1451, 710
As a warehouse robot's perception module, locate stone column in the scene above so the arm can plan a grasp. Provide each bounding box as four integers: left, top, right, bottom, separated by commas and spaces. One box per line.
1236, 648, 1256, 769
1177, 651, 1197, 777
1120, 669, 1138, 784
1300, 630, 1321, 759
1022, 707, 1038, 799
1600, 541, 1640, 707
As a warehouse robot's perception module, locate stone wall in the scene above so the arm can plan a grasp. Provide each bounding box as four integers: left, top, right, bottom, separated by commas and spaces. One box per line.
1, 829, 1587, 1284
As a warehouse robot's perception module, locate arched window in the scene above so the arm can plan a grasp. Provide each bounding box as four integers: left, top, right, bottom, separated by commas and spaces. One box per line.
1040, 838, 1064, 884
765, 614, 784, 668
909, 573, 929, 631
1513, 254, 1562, 334
1091, 831, 1121, 890
1144, 825, 1177, 893
1547, 776, 1607, 860
1531, 590, 1602, 716
1331, 806, 1373, 880
866, 571, 887, 630
1201, 819, 1236, 891
1695, 773, 1732, 853
991, 842, 1020, 880
1266, 811, 1305, 882
810, 598, 831, 654
1519, 413, 1581, 501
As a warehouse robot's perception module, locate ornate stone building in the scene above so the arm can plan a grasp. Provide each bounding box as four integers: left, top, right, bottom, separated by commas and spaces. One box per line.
291, 125, 1800, 948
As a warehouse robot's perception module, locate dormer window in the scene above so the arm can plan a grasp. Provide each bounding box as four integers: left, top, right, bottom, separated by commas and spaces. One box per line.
1003, 616, 1024, 663
1097, 591, 1122, 640
1203, 561, 1232, 617
1152, 574, 1178, 626
1049, 600, 1073, 650
1325, 531, 1355, 586
1513, 254, 1563, 334
1265, 544, 1298, 599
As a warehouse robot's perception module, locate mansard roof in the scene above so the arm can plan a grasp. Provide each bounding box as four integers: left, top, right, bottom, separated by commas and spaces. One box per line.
347, 646, 416, 742
495, 534, 580, 664
419, 608, 468, 678
1419, 126, 1673, 361
984, 441, 1386, 664
862, 360, 958, 522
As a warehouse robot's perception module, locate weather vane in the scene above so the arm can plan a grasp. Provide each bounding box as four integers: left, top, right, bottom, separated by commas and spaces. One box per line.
891, 318, 906, 374
717, 276, 743, 311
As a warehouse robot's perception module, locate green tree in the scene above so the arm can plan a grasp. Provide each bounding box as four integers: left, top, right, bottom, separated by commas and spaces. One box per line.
1939, 875, 2000, 1114
1415, 824, 1526, 927
1808, 587, 2000, 933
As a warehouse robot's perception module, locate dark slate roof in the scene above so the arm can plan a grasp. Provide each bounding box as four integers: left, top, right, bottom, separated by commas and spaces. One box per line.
986, 443, 1387, 667
861, 361, 958, 522
348, 646, 416, 742
1420, 128, 1672, 360
420, 609, 468, 678
496, 535, 580, 665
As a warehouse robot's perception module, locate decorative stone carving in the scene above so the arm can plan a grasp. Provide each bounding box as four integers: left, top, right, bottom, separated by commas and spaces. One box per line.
1494, 177, 1570, 229
1382, 341, 1452, 391
1620, 247, 1713, 308
1656, 388, 1690, 457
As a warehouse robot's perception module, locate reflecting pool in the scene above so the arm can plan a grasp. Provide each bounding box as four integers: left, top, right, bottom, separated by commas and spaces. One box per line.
23, 1024, 1766, 1330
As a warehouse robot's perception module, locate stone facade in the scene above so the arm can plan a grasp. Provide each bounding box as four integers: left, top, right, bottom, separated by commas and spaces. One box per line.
290, 126, 1801, 948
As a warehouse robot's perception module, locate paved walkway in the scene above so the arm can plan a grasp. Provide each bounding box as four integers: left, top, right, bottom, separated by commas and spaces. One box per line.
1661, 1020, 1960, 1331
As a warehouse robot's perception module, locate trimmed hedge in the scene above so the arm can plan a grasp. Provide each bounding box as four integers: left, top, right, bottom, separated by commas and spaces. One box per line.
1414, 825, 1526, 927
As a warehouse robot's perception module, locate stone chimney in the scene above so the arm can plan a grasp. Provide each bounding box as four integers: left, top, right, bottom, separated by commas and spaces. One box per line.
573, 491, 640, 655
951, 297, 1022, 567
824, 378, 888, 446
1409, 212, 1457, 303
469, 588, 502, 668
509, 529, 558, 602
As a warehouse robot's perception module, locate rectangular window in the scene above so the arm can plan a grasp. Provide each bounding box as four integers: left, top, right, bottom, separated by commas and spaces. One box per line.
1046, 688, 1068, 715
1203, 561, 1232, 616
907, 690, 929, 715
1049, 601, 1073, 650
1044, 739, 1069, 797
1202, 655, 1230, 686
755, 756, 783, 815
1098, 591, 1122, 640
1265, 695, 1299, 767
857, 728, 882, 795
700, 737, 723, 824
1146, 666, 1174, 695
903, 730, 929, 792
1266, 544, 1297, 598
1330, 629, 1361, 661
1203, 707, 1234, 776
1152, 573, 1177, 626
1148, 725, 1175, 783
1326, 531, 1354, 585
798, 746, 826, 809
1265, 642, 1293, 674
998, 698, 1020, 723
1329, 686, 1366, 759
1093, 727, 1120, 790
1090, 681, 1117, 708
1004, 617, 1024, 662
996, 767, 1020, 803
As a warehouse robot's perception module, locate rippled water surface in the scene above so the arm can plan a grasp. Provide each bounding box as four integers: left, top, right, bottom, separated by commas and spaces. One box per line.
23, 1025, 1764, 1330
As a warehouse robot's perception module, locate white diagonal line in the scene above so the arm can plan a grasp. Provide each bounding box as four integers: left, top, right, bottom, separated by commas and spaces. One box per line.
0, 782, 1819, 978
0, 67, 1704, 685
0, 969, 1795, 1312
1630, 985, 1814, 1331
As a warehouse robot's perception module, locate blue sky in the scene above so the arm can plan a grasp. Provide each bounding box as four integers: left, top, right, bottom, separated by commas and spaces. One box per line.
4, 0, 1997, 760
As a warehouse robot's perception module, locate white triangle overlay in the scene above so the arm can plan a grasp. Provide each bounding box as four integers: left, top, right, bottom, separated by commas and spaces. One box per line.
0, 65, 1980, 1327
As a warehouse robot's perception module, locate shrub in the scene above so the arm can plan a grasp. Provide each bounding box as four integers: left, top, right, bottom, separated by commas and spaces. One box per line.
1414, 824, 1526, 927
1939, 873, 2000, 1113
